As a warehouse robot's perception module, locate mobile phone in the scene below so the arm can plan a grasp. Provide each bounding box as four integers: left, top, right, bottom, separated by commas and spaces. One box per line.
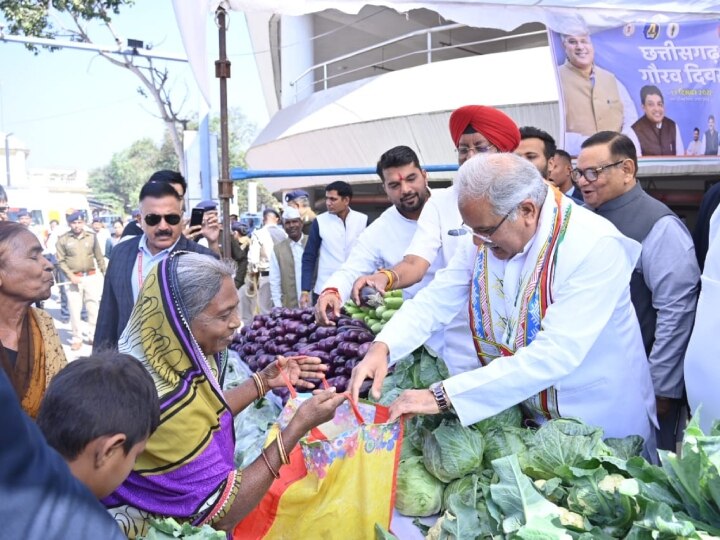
190, 208, 205, 228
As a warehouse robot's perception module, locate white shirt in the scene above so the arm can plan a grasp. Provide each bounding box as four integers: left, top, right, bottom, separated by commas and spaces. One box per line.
685, 207, 720, 432
269, 238, 304, 307
403, 186, 477, 375
130, 235, 180, 302
378, 191, 657, 442
322, 205, 442, 301
248, 226, 286, 273
312, 209, 367, 294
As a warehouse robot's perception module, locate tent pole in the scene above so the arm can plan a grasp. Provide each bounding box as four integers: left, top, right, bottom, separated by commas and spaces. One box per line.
215, 6, 232, 259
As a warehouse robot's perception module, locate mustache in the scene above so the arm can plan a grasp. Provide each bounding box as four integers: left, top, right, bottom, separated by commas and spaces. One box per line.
155, 230, 173, 237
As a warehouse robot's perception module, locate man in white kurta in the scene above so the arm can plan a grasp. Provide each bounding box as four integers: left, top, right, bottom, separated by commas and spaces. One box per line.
350, 154, 657, 448
351, 105, 521, 376
685, 206, 720, 433
315, 146, 437, 308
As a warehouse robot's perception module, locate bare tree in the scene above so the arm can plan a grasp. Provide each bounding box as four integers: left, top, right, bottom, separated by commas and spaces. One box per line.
1, 0, 190, 174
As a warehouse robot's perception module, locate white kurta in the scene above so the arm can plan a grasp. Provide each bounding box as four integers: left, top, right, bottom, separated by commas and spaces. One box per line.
322, 203, 445, 352
404, 186, 478, 375
322, 205, 443, 301
313, 209, 367, 294
685, 207, 720, 433
378, 190, 657, 442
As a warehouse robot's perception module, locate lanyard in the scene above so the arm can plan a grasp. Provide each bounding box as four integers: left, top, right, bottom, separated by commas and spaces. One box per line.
137, 251, 144, 289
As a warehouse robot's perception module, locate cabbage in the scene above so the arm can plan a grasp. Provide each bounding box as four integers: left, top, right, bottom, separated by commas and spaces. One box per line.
395, 456, 445, 517
482, 425, 533, 468
472, 405, 524, 434
423, 419, 484, 482
442, 474, 479, 511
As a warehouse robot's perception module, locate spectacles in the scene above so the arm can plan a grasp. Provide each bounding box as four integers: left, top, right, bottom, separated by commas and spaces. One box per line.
461, 209, 513, 243
0, 206, 7, 213
456, 143, 495, 157
144, 213, 182, 226
571, 159, 625, 183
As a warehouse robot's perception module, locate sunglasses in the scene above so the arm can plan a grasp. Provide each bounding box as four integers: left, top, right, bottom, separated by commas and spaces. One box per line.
0, 206, 7, 213
144, 213, 182, 226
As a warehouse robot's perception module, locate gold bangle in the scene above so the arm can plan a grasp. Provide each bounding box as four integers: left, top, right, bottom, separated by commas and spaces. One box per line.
276, 432, 289, 465
378, 269, 394, 291
252, 373, 266, 398
261, 449, 280, 479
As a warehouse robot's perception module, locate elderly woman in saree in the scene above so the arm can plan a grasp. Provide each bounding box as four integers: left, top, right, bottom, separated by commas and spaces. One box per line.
105, 251, 346, 537
0, 221, 66, 417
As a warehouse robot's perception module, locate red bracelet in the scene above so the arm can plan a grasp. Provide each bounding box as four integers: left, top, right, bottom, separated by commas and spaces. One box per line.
320, 288, 341, 299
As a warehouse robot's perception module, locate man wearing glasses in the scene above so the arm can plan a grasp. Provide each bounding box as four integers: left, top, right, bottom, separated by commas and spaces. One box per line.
577, 131, 699, 452
350, 153, 657, 456
93, 180, 218, 352
350, 105, 520, 376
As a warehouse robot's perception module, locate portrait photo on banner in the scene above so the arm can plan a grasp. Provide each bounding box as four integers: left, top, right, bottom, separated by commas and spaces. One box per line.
549, 20, 720, 159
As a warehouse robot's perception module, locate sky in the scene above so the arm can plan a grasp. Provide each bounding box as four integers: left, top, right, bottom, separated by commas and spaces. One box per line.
0, 0, 269, 172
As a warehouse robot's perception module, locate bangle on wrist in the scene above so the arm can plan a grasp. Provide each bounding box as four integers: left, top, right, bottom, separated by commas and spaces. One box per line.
252, 372, 267, 399
378, 269, 395, 291
276, 432, 290, 465
261, 449, 280, 479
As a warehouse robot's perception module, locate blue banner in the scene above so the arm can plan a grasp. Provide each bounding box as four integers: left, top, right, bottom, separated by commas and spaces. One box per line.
549, 21, 720, 158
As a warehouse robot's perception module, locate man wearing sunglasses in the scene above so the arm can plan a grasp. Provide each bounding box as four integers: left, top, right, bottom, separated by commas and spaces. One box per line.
94, 180, 217, 352
577, 131, 699, 452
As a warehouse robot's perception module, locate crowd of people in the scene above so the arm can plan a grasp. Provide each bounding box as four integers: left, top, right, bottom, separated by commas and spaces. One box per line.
1, 101, 719, 539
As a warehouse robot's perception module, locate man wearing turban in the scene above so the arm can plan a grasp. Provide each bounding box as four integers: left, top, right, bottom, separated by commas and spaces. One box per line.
349, 105, 520, 375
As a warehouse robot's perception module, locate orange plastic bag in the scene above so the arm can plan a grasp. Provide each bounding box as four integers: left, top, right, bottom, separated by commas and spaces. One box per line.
234, 381, 403, 540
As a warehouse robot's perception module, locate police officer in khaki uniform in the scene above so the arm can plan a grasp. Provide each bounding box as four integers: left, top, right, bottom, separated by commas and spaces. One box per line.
56, 210, 106, 350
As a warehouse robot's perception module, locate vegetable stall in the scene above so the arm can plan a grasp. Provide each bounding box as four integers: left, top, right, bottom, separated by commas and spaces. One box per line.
227, 309, 720, 539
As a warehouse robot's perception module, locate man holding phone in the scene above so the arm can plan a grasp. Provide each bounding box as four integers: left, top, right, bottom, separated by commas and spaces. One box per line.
94, 179, 218, 352
187, 200, 221, 255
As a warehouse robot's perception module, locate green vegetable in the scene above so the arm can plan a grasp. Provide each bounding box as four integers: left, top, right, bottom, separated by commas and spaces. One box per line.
472, 405, 524, 434
482, 425, 533, 468
423, 418, 484, 483
374, 523, 399, 539
395, 456, 445, 517
442, 474, 479, 511
139, 518, 225, 539
383, 296, 404, 309
381, 308, 397, 321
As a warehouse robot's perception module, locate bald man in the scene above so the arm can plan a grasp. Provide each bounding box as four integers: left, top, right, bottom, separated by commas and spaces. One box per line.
351, 105, 520, 374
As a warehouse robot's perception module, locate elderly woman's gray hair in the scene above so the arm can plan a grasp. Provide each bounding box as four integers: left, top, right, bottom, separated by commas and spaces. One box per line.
456, 153, 548, 219
176, 253, 237, 323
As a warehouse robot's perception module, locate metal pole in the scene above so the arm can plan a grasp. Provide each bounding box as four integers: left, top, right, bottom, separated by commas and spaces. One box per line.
4, 132, 12, 187
215, 7, 232, 259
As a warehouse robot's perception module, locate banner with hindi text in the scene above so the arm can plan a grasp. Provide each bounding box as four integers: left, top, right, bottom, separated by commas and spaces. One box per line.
549, 20, 720, 159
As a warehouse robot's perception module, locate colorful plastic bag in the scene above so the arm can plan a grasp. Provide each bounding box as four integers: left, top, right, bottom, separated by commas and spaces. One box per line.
234, 382, 403, 540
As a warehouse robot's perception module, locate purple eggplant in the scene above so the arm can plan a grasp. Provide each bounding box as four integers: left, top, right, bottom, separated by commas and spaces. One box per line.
300, 313, 315, 324
251, 319, 264, 331
315, 326, 338, 340
257, 354, 276, 369
326, 376, 348, 393
307, 322, 318, 334
357, 342, 372, 358
336, 341, 359, 357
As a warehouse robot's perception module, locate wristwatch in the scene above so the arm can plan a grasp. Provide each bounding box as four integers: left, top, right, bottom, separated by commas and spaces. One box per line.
429, 382, 452, 413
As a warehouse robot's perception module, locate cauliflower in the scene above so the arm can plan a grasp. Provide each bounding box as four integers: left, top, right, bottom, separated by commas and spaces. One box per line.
558, 507, 585, 530
425, 515, 447, 540
598, 473, 625, 493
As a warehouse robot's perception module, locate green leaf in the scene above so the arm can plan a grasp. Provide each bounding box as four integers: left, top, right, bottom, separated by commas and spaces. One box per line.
513, 515, 573, 539
490, 454, 562, 534
441, 491, 484, 539
523, 419, 610, 480
604, 435, 644, 460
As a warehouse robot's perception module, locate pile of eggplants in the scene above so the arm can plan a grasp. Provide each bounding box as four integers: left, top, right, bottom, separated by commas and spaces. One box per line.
230, 306, 375, 403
